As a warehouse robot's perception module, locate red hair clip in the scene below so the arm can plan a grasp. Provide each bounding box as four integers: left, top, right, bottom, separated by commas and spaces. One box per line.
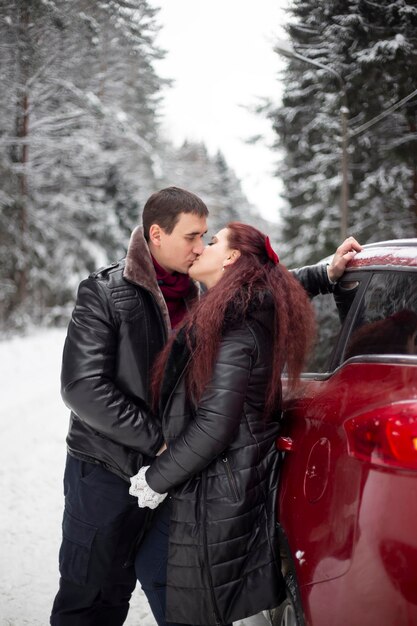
265, 236, 279, 265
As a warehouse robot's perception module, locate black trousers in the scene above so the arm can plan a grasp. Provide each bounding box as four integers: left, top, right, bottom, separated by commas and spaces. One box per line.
135, 499, 182, 626
50, 454, 148, 626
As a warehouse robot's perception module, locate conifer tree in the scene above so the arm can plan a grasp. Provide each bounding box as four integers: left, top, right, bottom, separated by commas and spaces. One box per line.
0, 0, 165, 329
158, 141, 264, 234
0, 1, 259, 332
269, 0, 417, 266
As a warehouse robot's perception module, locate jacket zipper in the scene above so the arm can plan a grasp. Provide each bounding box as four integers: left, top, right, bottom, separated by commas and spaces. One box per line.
222, 456, 239, 502
202, 472, 222, 626
149, 292, 169, 343
160, 353, 193, 423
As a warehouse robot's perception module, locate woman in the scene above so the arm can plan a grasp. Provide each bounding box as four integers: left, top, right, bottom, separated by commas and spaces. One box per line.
130, 222, 316, 626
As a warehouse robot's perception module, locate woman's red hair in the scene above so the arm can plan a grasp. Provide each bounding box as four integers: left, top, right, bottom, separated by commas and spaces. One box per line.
152, 222, 316, 416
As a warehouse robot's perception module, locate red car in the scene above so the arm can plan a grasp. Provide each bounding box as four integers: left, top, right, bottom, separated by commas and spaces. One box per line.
273, 239, 417, 626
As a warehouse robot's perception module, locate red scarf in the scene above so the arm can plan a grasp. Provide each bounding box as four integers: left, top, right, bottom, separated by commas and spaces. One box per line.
152, 256, 191, 328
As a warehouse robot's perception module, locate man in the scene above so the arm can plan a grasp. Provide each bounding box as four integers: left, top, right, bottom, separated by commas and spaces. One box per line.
50, 187, 209, 625
51, 184, 360, 625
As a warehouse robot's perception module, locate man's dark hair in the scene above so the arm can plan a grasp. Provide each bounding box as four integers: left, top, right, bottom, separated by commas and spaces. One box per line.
142, 186, 209, 240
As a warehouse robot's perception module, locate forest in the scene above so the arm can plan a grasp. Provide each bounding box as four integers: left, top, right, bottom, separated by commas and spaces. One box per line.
1, 0, 417, 332
0, 0, 261, 331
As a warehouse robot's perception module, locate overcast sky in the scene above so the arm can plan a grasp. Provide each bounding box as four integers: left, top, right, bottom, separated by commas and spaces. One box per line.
149, 1, 289, 222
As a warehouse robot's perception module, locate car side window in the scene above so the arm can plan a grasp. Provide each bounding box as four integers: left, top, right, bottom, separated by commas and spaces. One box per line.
343, 271, 417, 360
305, 279, 361, 373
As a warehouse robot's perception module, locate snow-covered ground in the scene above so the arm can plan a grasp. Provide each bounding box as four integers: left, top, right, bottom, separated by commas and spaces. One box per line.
0, 329, 154, 626
0, 329, 268, 626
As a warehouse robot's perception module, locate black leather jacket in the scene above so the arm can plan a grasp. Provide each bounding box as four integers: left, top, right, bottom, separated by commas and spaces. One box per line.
63, 227, 197, 480
62, 227, 334, 481
292, 262, 335, 298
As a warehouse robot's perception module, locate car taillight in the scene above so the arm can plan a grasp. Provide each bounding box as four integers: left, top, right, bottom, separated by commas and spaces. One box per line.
344, 401, 417, 470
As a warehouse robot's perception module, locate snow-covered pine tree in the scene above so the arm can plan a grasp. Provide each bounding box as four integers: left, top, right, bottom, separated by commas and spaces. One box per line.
158, 141, 268, 235
0, 0, 165, 330
0, 1, 268, 333
346, 0, 417, 243
83, 0, 167, 238
269, 0, 417, 267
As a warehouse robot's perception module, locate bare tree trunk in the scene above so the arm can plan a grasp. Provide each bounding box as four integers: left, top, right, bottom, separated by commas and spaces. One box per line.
14, 3, 30, 310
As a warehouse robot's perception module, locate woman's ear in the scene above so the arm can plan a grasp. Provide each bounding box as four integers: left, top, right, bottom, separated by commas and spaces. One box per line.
223, 249, 241, 267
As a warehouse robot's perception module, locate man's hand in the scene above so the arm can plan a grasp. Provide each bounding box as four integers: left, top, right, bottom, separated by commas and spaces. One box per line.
327, 236, 362, 283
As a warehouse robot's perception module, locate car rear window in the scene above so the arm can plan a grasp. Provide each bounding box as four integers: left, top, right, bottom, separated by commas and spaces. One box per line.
304, 269, 417, 374
343, 271, 417, 361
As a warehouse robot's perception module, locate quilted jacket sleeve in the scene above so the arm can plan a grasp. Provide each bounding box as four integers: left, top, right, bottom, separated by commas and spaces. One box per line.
61, 277, 163, 456
146, 328, 256, 494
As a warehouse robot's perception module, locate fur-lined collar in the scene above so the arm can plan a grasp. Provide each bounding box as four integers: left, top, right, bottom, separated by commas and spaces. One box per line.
123, 226, 198, 333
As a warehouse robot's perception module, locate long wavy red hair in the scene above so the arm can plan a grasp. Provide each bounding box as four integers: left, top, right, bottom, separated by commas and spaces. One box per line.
152, 222, 316, 416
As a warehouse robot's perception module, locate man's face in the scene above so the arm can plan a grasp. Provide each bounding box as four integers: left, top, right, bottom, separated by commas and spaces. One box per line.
153, 212, 208, 274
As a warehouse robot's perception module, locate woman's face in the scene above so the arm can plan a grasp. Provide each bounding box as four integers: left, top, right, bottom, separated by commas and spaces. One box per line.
189, 228, 237, 289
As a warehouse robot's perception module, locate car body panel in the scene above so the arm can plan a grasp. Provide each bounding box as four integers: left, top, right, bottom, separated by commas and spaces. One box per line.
276, 239, 417, 626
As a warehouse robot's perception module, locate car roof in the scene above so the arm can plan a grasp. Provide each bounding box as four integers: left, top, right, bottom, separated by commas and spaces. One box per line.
361, 238, 417, 249
346, 238, 417, 269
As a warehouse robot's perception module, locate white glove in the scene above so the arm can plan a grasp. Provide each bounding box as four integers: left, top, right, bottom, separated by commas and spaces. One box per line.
129, 465, 168, 509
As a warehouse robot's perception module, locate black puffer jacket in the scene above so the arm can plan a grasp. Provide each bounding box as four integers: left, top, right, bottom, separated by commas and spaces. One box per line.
62, 227, 198, 480
146, 298, 287, 625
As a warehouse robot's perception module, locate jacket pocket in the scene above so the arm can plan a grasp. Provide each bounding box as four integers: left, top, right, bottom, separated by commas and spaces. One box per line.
222, 457, 240, 502
59, 510, 97, 585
